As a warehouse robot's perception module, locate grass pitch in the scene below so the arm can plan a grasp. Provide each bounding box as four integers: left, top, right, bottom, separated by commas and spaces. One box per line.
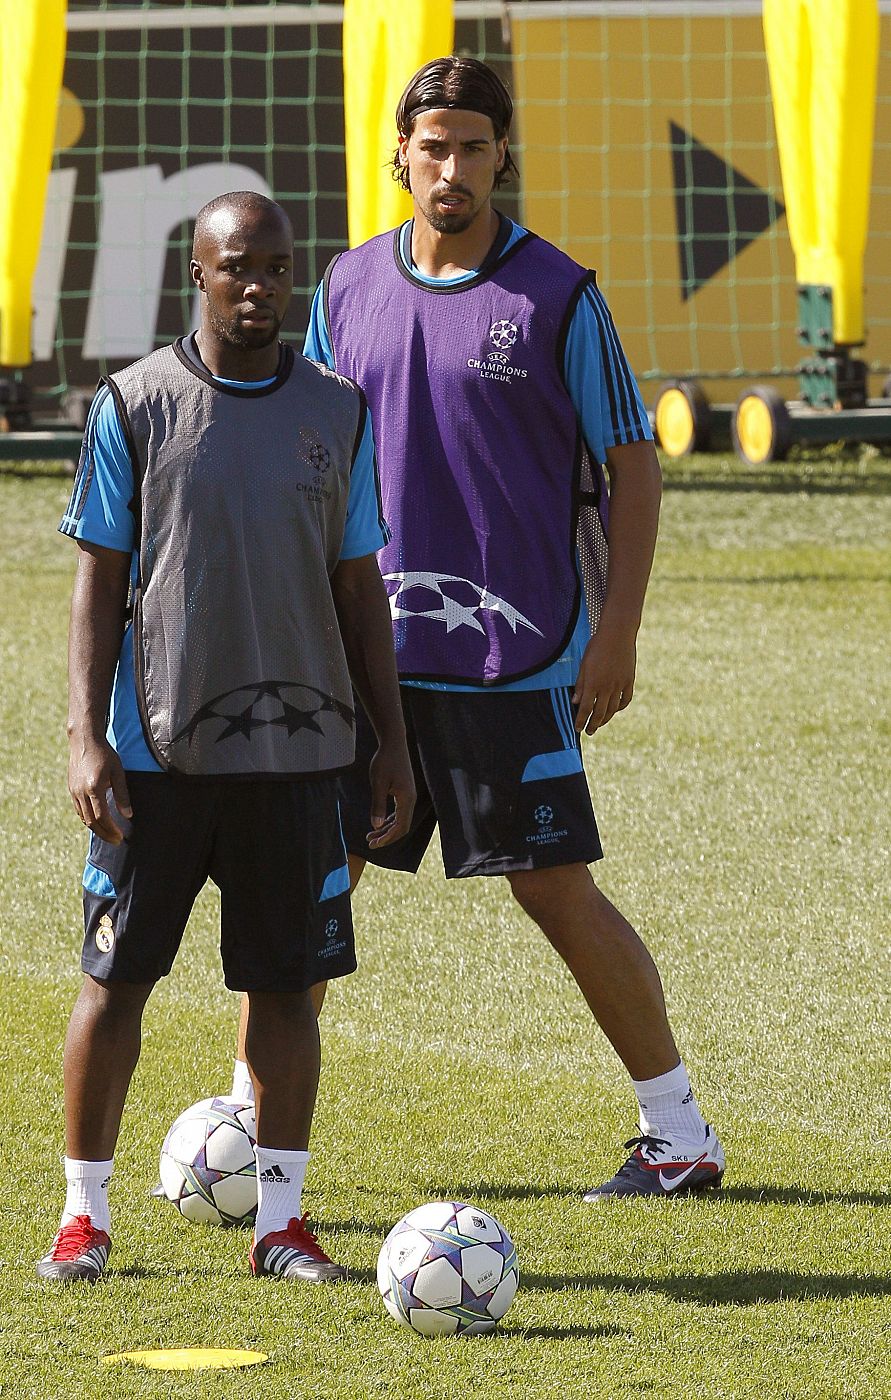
1, 449, 889, 1398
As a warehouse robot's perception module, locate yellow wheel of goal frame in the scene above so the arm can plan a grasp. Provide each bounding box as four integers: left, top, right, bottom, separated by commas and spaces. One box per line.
732, 386, 792, 466
653, 380, 711, 458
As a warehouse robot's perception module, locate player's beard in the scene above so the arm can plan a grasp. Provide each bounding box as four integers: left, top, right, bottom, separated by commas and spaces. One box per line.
210, 307, 281, 350
420, 181, 492, 235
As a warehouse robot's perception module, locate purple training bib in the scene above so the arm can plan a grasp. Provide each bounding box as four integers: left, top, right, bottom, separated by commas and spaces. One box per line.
325, 229, 598, 684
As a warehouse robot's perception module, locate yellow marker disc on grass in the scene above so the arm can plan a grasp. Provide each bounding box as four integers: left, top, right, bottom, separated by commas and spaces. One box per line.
101, 1348, 267, 1371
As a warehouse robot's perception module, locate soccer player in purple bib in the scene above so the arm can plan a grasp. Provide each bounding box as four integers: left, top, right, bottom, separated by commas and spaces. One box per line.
233, 58, 725, 1198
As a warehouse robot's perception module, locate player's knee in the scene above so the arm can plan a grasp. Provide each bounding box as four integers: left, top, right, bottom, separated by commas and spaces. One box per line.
245, 987, 317, 1034
506, 863, 601, 933
78, 974, 154, 1014
505, 869, 558, 925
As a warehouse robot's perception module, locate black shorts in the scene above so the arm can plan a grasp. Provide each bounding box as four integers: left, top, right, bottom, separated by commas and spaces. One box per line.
339, 687, 602, 879
80, 773, 355, 992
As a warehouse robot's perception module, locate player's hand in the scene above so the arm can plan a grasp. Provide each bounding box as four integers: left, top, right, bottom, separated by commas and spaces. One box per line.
68, 734, 132, 844
366, 736, 416, 849
572, 624, 637, 734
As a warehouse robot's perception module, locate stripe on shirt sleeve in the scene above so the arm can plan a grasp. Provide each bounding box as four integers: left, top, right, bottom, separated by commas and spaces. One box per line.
584, 283, 649, 445
59, 384, 110, 535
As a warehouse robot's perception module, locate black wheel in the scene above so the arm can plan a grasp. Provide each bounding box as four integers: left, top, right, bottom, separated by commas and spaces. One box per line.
653, 380, 712, 457
732, 386, 792, 466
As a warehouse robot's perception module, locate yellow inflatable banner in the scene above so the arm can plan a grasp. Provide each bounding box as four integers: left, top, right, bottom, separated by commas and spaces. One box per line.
343, 0, 454, 248
0, 0, 67, 366
763, 0, 879, 346
513, 7, 891, 400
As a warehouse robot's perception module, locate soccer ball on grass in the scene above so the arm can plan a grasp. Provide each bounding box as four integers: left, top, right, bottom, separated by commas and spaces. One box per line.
377, 1201, 519, 1335
158, 1096, 257, 1226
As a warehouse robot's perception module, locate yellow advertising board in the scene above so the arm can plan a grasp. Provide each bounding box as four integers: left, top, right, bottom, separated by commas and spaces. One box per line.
513, 6, 891, 404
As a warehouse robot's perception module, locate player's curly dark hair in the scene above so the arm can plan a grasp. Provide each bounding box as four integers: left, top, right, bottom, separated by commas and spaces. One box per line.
392, 56, 520, 192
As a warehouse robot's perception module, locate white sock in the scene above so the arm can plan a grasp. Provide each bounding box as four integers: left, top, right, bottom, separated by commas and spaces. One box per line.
61, 1157, 114, 1235
231, 1059, 255, 1104
632, 1061, 707, 1142
254, 1146, 310, 1239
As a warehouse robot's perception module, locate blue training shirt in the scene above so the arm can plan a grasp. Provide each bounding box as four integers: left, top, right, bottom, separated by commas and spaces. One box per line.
304, 217, 652, 693
60, 346, 389, 771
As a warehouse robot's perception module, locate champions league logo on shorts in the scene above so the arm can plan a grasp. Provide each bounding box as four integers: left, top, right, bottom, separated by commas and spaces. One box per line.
467, 319, 529, 384
320, 915, 347, 960
526, 803, 569, 848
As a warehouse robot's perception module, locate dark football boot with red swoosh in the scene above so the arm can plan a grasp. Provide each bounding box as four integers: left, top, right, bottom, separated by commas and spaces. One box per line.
584, 1126, 725, 1201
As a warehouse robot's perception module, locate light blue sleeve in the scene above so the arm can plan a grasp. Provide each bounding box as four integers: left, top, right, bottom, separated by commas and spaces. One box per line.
340, 410, 390, 559
59, 386, 136, 553
303, 282, 335, 369
563, 282, 653, 462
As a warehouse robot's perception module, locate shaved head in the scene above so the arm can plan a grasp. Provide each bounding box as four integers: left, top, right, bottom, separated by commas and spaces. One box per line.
190, 191, 294, 377
192, 191, 292, 259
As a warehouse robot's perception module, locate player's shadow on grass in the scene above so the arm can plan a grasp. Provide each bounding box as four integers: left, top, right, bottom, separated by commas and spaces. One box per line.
719, 1184, 891, 1208
449, 1182, 890, 1209
324, 1217, 401, 1238
522, 1270, 891, 1306
447, 1182, 573, 1202
499, 1323, 633, 1342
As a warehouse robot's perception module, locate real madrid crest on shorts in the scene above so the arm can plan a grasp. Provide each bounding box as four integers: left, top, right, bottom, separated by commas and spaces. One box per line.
95, 913, 115, 953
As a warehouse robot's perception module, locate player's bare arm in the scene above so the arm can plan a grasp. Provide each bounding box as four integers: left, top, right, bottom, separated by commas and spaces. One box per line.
330, 553, 416, 847
67, 540, 133, 843
572, 439, 662, 734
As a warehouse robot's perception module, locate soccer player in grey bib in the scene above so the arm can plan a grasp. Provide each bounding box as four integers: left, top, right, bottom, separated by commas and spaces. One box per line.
38, 193, 415, 1284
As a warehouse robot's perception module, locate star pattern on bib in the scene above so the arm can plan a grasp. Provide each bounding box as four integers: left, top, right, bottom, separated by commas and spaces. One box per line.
383, 571, 543, 637
172, 681, 353, 748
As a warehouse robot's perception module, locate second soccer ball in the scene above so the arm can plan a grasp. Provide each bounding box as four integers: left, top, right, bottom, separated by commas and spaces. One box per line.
377, 1201, 519, 1335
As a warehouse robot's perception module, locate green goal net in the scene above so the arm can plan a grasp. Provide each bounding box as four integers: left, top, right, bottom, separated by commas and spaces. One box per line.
20, 2, 891, 408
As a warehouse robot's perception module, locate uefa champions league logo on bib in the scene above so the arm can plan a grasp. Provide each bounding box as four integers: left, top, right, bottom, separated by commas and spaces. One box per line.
489, 320, 518, 350
308, 442, 331, 479
468, 322, 527, 383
